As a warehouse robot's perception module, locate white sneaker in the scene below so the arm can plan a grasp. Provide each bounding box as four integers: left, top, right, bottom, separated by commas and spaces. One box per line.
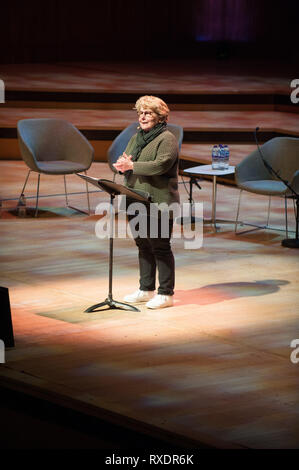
123, 289, 155, 303
146, 294, 174, 309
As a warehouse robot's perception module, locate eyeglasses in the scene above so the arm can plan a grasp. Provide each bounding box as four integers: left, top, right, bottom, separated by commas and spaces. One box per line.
137, 110, 155, 117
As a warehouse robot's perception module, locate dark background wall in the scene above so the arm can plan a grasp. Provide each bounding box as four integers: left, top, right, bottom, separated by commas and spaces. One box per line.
1, 0, 298, 64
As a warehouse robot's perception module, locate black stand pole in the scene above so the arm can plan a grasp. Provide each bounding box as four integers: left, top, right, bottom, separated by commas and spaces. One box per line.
85, 193, 140, 313
281, 198, 299, 248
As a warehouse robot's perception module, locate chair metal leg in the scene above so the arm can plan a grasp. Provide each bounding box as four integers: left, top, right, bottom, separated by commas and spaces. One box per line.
18, 170, 31, 204
84, 171, 91, 215
35, 173, 41, 217
235, 189, 242, 233
63, 175, 69, 206
66, 173, 91, 215
235, 191, 295, 236
285, 196, 288, 239
266, 196, 271, 227
17, 170, 92, 217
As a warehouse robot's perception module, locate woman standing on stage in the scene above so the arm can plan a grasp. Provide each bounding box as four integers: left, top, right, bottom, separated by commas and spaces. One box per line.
113, 95, 179, 309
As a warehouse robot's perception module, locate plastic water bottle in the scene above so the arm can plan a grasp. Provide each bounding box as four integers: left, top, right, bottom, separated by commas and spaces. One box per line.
212, 145, 219, 169
218, 144, 225, 170
18, 193, 26, 217
223, 145, 229, 169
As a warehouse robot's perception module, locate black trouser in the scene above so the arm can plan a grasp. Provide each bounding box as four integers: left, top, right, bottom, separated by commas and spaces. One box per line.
128, 214, 175, 296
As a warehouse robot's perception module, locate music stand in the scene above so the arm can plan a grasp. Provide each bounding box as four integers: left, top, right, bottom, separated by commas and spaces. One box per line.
77, 174, 151, 312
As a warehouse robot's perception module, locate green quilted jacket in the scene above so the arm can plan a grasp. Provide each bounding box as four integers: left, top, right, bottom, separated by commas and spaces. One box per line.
124, 130, 180, 206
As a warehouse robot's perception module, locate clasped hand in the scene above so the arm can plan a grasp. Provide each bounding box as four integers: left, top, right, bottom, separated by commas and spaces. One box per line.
113, 152, 134, 173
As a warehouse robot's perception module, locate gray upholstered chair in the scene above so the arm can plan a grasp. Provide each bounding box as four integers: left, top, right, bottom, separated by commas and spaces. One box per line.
107, 122, 184, 178
235, 137, 299, 236
167, 123, 184, 151
108, 122, 139, 177
17, 118, 94, 216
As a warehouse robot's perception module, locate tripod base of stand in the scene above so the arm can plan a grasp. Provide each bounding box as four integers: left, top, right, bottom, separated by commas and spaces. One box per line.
85, 296, 140, 313
281, 238, 299, 248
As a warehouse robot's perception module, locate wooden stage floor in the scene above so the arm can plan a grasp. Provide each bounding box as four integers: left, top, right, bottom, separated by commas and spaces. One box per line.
0, 161, 298, 449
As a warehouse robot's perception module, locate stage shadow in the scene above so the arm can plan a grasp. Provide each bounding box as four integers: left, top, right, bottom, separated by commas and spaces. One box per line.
174, 279, 289, 307
4, 207, 84, 218
35, 279, 289, 323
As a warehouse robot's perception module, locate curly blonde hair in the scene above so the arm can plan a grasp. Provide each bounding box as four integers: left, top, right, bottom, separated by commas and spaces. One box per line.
134, 95, 169, 122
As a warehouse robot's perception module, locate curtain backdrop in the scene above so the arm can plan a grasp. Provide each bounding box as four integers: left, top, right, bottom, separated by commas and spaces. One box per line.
1, 0, 298, 63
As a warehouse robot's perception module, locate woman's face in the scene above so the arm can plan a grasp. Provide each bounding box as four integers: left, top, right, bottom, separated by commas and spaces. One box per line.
138, 107, 160, 132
